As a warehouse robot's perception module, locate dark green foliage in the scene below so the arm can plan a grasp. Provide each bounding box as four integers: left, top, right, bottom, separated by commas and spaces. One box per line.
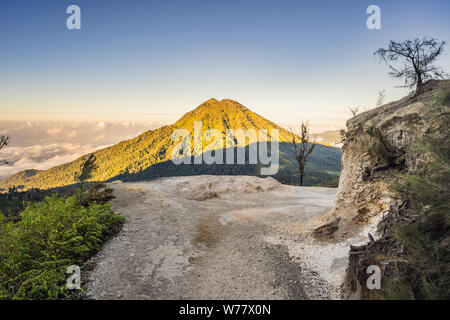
111, 142, 341, 187
76, 182, 116, 208
76, 153, 97, 193
0, 187, 55, 219
82, 183, 116, 207
0, 194, 124, 300
434, 87, 450, 106
385, 88, 450, 299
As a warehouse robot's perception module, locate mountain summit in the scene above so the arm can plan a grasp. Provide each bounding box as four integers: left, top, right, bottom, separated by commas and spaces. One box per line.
174, 98, 292, 141
0, 99, 341, 190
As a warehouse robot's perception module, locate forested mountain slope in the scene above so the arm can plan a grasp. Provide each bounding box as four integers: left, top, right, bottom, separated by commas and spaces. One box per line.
0, 99, 341, 190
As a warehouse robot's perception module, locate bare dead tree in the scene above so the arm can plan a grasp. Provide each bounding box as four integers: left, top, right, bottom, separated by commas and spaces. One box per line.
376, 90, 386, 108
349, 106, 359, 117
374, 37, 447, 95
291, 122, 316, 186
0, 135, 10, 165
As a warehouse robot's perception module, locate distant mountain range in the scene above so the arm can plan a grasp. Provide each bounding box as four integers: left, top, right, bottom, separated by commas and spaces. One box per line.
0, 99, 342, 189
311, 130, 343, 147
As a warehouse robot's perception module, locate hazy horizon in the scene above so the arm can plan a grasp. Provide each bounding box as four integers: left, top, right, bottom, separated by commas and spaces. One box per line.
0, 101, 342, 180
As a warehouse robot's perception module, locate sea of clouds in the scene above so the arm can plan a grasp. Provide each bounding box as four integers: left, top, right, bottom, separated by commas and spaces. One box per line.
0, 120, 164, 180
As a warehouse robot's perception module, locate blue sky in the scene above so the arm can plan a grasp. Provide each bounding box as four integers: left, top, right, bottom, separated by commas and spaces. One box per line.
0, 0, 449, 131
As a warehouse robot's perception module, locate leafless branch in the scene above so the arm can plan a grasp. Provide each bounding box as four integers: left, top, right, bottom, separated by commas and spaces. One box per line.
374, 37, 447, 94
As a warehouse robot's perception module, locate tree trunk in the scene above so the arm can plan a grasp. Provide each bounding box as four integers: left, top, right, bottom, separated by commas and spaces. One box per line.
299, 165, 304, 186
415, 73, 424, 95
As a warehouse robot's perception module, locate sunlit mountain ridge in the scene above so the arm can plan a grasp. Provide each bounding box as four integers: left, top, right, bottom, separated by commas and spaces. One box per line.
0, 99, 341, 190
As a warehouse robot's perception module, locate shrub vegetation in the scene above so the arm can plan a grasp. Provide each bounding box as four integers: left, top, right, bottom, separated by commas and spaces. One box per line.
0, 191, 124, 299
385, 88, 450, 299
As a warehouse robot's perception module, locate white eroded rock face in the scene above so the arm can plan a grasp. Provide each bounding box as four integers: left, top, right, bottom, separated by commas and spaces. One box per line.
333, 80, 450, 221
175, 175, 282, 201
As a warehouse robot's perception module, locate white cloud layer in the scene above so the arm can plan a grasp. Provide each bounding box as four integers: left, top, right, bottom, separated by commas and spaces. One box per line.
0, 143, 107, 180
0, 120, 163, 180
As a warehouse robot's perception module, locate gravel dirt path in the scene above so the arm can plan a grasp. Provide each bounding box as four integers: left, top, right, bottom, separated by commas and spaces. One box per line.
85, 175, 337, 300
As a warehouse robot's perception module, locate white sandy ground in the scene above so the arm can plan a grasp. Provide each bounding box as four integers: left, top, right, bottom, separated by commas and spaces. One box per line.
263, 216, 382, 299
86, 175, 380, 300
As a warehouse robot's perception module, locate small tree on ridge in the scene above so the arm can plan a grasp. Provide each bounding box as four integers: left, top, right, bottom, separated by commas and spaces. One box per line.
76, 153, 97, 194
374, 37, 446, 95
291, 122, 316, 186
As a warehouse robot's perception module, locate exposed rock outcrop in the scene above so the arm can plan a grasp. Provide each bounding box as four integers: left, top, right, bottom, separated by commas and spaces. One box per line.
311, 79, 449, 298
330, 80, 449, 237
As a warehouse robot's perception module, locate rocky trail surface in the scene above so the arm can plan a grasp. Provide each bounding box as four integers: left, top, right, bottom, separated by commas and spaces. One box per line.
86, 175, 340, 300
